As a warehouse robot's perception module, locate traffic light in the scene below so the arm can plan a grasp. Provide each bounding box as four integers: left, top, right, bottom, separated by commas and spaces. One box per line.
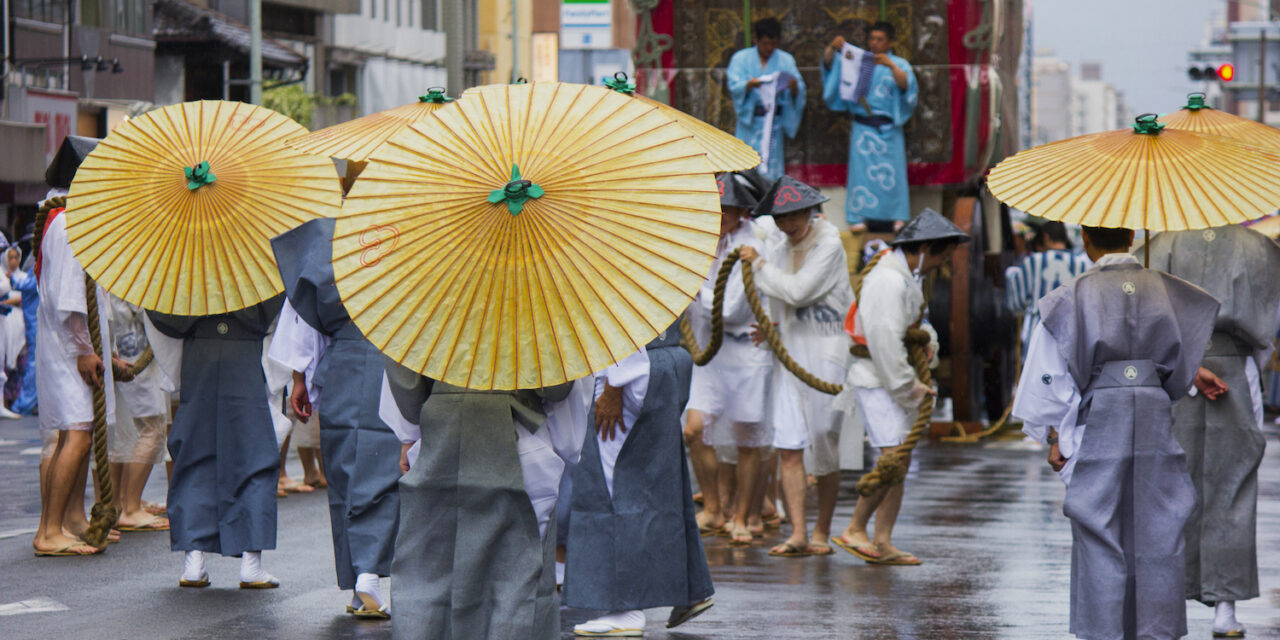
1187, 64, 1235, 82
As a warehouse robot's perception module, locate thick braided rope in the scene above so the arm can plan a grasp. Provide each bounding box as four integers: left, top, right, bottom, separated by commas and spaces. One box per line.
736, 249, 845, 395
679, 246, 741, 365
33, 196, 65, 258
80, 271, 118, 548
849, 250, 937, 495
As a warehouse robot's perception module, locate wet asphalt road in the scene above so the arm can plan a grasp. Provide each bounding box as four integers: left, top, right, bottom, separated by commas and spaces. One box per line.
1, 414, 1278, 639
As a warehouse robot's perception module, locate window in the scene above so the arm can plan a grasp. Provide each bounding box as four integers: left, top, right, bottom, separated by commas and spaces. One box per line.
14, 0, 66, 24
421, 0, 437, 30
115, 0, 147, 35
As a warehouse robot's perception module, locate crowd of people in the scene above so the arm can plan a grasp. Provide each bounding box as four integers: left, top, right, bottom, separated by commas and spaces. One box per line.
17, 17, 1279, 640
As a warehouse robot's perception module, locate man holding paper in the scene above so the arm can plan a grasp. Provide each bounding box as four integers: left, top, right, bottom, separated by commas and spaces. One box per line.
822, 22, 917, 232
728, 17, 806, 180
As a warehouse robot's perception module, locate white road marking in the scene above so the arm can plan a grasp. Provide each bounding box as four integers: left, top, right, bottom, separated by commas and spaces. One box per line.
0, 597, 70, 616
18, 447, 41, 456
0, 528, 37, 540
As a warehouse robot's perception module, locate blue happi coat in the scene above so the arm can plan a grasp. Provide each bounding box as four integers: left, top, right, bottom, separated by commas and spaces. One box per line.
822, 52, 917, 225
727, 47, 806, 180
11, 269, 37, 414
1004, 249, 1091, 357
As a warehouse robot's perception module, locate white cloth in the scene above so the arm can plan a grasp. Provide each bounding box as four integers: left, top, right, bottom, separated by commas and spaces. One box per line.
35, 213, 115, 431
838, 43, 874, 103
1012, 253, 1137, 485
266, 300, 330, 407
261, 316, 293, 448
593, 348, 650, 497
543, 377, 593, 467
144, 312, 182, 394
107, 295, 169, 420
756, 70, 796, 171
842, 248, 939, 407
2, 280, 23, 370
751, 218, 853, 475
686, 221, 773, 447
379, 371, 421, 465
855, 386, 912, 448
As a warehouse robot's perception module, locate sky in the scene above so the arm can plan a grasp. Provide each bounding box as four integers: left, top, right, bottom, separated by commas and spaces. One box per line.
1032, 0, 1220, 119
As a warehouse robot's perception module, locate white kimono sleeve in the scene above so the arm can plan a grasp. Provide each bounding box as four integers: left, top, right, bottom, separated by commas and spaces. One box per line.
379, 371, 421, 467
859, 273, 919, 407
1011, 325, 1082, 484
592, 348, 651, 497
266, 299, 329, 406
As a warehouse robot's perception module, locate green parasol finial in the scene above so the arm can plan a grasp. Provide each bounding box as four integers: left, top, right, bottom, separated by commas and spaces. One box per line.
419, 87, 453, 103
184, 161, 216, 191
1131, 113, 1165, 135
1184, 92, 1209, 111
604, 71, 636, 95
487, 164, 544, 215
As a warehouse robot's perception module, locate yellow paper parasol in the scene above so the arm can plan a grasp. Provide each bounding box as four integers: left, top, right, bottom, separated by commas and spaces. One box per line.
1159, 93, 1280, 151
333, 81, 721, 390
286, 88, 457, 162
463, 75, 760, 173
66, 100, 343, 316
986, 114, 1280, 231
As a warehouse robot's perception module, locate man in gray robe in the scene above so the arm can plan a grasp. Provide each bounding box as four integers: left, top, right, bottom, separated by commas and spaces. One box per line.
564, 324, 714, 636
1139, 225, 1280, 637
384, 362, 571, 640
149, 297, 284, 588
1012, 226, 1220, 640
269, 218, 401, 617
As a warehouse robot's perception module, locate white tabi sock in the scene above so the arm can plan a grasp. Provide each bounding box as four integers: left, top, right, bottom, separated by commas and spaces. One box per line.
355, 572, 386, 611
574, 610, 645, 636
1213, 601, 1243, 634
239, 550, 278, 585
182, 550, 206, 582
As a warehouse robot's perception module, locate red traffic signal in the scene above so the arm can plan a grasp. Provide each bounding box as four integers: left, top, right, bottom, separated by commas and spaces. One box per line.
1218, 63, 1235, 81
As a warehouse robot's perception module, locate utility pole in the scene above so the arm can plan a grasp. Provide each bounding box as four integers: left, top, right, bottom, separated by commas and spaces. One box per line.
510, 0, 518, 83
250, 0, 263, 104
1259, 25, 1267, 122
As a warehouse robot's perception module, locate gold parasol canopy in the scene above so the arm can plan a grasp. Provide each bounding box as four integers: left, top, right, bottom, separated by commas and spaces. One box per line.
333, 81, 721, 390
463, 75, 760, 173
986, 114, 1280, 231
1159, 93, 1280, 151
286, 88, 456, 162
66, 100, 343, 315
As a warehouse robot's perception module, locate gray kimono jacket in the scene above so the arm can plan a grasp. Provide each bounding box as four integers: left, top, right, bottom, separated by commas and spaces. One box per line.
385, 361, 570, 640
150, 297, 283, 556
1141, 225, 1280, 604
1038, 258, 1218, 640
271, 218, 401, 590
564, 324, 714, 611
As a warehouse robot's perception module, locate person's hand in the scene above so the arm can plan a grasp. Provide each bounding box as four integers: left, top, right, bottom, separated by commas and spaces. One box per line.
787, 76, 799, 94
77, 354, 104, 388
748, 321, 778, 347
1194, 367, 1228, 400
746, 77, 762, 90
909, 379, 937, 404
874, 53, 893, 67
399, 442, 415, 474
829, 36, 847, 51
1048, 443, 1068, 472
594, 384, 626, 442
112, 356, 135, 383
290, 379, 313, 422
738, 246, 759, 263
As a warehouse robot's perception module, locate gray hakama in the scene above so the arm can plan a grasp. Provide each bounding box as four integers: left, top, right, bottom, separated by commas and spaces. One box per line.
564, 327, 714, 611
1141, 226, 1280, 604
150, 297, 284, 556
384, 364, 570, 640
1038, 261, 1218, 640
270, 218, 401, 590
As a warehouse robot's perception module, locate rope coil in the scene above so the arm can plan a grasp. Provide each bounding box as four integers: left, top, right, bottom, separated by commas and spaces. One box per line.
681, 245, 934, 495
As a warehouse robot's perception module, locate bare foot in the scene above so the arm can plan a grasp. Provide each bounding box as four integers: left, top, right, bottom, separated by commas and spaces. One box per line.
33, 532, 98, 555
747, 517, 765, 537
728, 523, 753, 546
695, 510, 725, 533
769, 534, 811, 556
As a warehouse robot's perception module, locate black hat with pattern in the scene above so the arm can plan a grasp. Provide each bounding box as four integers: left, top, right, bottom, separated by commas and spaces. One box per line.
751, 175, 828, 217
